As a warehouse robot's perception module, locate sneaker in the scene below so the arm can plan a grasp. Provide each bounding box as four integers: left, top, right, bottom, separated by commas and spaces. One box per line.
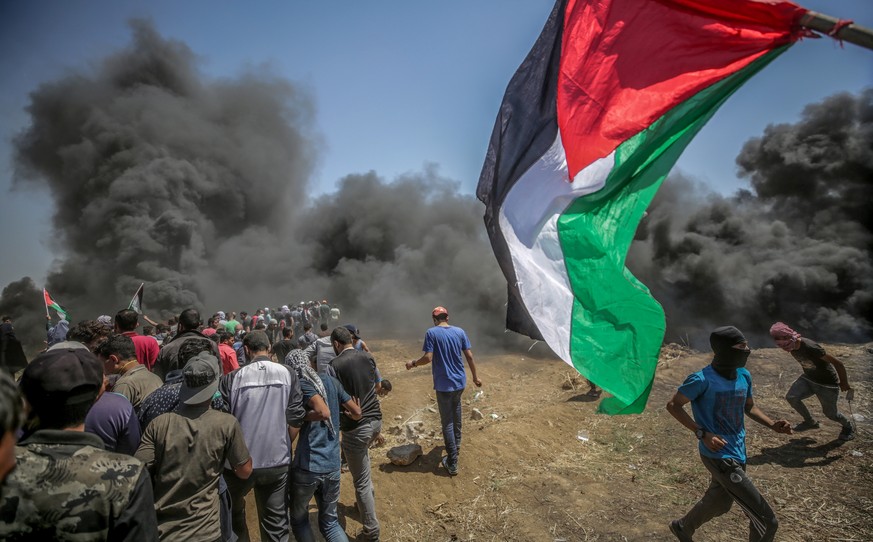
441, 456, 458, 476
669, 519, 693, 542
793, 419, 820, 432
839, 425, 856, 441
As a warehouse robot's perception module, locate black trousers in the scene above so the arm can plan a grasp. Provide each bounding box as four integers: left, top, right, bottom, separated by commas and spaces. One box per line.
679, 455, 778, 542
224, 466, 289, 542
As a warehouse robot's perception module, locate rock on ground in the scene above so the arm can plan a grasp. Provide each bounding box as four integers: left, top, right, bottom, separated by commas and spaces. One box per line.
387, 444, 423, 466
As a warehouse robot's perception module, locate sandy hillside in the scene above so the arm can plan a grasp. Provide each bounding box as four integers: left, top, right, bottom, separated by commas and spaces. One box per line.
255, 339, 872, 542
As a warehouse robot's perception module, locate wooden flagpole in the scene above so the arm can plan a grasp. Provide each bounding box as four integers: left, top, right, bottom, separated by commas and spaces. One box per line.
799, 11, 873, 51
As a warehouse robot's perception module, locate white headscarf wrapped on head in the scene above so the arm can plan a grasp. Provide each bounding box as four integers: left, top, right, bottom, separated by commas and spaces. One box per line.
284, 349, 335, 438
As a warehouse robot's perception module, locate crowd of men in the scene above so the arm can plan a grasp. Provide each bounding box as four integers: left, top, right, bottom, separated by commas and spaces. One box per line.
0, 301, 483, 542
0, 301, 858, 542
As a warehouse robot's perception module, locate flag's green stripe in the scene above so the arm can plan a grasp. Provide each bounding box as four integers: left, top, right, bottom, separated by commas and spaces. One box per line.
556, 46, 789, 415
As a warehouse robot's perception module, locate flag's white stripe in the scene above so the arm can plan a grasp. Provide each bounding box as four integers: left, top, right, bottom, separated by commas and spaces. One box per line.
498, 132, 613, 364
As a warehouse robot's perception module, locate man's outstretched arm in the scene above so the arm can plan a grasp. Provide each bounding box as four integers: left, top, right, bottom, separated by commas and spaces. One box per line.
823, 354, 852, 392
407, 351, 433, 370
745, 396, 792, 434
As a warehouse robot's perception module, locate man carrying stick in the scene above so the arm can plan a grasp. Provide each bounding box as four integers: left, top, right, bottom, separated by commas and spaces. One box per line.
770, 321, 855, 441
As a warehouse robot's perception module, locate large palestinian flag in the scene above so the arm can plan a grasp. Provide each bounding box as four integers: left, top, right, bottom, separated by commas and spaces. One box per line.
477, 0, 808, 414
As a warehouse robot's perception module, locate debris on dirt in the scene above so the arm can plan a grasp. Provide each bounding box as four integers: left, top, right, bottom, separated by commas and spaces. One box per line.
658, 342, 696, 368
561, 373, 586, 390
387, 424, 402, 436
387, 444, 423, 466
471, 408, 484, 420
405, 421, 425, 441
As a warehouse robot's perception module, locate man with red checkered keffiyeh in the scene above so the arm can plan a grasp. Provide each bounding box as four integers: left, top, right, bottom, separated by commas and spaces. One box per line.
769, 322, 855, 441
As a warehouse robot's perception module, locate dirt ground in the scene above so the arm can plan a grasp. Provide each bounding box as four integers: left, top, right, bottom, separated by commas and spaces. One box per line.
249, 339, 872, 541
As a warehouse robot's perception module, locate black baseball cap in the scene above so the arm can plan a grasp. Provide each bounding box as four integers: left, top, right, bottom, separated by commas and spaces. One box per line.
20, 348, 103, 411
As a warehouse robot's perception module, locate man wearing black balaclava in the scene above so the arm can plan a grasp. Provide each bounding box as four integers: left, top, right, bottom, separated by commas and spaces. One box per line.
665, 326, 792, 542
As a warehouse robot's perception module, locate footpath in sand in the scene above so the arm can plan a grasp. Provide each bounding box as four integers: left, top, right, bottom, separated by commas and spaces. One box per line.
250, 339, 872, 541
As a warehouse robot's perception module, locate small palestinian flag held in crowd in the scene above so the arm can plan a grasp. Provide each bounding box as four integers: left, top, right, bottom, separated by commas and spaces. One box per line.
42, 288, 69, 320
128, 283, 144, 314
477, 0, 808, 414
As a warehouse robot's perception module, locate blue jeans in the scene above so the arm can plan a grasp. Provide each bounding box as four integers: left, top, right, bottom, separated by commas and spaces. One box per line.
436, 389, 464, 467
289, 469, 347, 542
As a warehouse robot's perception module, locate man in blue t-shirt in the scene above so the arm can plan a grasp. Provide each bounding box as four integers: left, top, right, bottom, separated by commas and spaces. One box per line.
287, 351, 361, 542
85, 380, 142, 455
406, 306, 481, 476
666, 326, 792, 542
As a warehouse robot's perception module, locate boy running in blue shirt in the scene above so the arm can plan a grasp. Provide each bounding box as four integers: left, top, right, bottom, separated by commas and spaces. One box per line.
666, 326, 792, 542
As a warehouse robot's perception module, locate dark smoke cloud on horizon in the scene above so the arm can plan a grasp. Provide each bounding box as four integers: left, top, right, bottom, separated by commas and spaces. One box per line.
294, 166, 512, 347
0, 20, 516, 353
0, 20, 869, 357
0, 278, 47, 352
8, 19, 316, 325
628, 89, 872, 348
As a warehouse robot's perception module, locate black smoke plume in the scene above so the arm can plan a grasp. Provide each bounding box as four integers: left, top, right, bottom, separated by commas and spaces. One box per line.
1, 21, 511, 352
629, 89, 872, 346
8, 19, 315, 326
0, 278, 46, 353
295, 167, 510, 345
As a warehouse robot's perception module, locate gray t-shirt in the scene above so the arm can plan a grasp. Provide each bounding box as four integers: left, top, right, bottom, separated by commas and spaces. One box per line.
303, 336, 335, 374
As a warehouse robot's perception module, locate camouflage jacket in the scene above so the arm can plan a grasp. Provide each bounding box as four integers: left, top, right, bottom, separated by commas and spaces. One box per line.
0, 429, 158, 541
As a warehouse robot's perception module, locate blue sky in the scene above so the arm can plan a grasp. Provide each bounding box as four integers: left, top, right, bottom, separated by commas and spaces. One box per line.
1, 0, 870, 287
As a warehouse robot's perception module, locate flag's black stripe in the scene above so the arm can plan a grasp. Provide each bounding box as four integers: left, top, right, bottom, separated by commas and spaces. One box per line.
476, 0, 566, 341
